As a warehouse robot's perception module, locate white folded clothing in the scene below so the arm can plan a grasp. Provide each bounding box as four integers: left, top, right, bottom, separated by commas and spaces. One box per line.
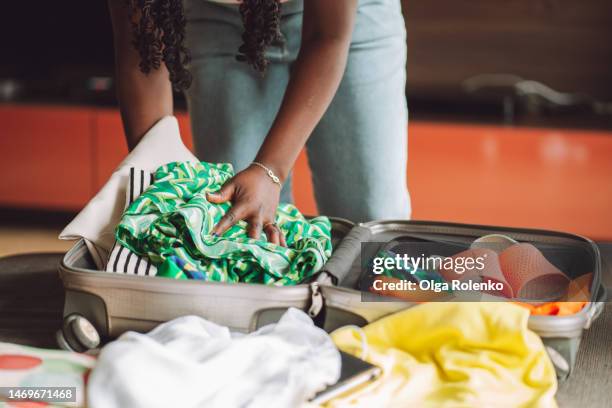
59, 116, 198, 268
88, 308, 341, 408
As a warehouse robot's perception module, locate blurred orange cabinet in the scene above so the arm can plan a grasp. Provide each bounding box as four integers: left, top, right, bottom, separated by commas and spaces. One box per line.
0, 105, 194, 209
1, 104, 611, 240
0, 105, 95, 209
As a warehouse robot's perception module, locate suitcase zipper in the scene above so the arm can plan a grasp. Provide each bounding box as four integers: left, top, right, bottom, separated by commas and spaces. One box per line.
308, 282, 324, 318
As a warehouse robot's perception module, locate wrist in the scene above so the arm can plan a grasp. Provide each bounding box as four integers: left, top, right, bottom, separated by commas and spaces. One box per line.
250, 161, 284, 188
252, 156, 290, 184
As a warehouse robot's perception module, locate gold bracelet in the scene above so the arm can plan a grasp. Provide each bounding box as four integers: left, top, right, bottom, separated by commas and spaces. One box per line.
251, 161, 282, 187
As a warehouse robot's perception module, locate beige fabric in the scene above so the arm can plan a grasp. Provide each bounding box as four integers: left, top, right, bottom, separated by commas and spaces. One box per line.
59, 116, 198, 262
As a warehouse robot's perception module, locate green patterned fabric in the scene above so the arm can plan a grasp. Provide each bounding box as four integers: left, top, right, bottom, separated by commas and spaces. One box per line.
116, 161, 332, 285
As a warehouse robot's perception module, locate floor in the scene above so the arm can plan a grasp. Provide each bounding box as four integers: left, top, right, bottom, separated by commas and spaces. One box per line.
0, 211, 74, 258
0, 226, 71, 258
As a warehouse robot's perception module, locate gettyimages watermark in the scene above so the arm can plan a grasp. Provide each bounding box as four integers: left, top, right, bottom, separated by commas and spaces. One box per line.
359, 242, 597, 304
370, 251, 506, 292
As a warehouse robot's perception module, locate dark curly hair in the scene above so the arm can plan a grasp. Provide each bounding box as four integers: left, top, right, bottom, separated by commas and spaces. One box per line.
126, 0, 283, 91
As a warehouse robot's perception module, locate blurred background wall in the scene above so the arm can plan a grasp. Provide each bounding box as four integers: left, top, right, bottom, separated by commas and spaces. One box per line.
0, 0, 611, 256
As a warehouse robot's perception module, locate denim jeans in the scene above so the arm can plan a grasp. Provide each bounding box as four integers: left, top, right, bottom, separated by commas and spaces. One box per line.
184, 0, 411, 222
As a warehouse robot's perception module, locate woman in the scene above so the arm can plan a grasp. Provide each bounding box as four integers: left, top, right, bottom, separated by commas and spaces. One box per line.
108, 0, 410, 245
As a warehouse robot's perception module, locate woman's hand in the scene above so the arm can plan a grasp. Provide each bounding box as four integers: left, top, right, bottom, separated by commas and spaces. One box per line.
207, 164, 287, 246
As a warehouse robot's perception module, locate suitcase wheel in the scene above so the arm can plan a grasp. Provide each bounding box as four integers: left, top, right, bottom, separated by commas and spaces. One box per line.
56, 314, 100, 352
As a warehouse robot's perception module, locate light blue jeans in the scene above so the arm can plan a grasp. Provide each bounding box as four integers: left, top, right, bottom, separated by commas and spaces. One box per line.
184, 0, 410, 222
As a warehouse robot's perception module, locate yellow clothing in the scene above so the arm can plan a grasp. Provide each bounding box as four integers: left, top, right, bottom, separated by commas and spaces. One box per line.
328, 303, 557, 408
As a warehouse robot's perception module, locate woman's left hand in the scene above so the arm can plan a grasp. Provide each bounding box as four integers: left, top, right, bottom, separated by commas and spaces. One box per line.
207, 164, 287, 246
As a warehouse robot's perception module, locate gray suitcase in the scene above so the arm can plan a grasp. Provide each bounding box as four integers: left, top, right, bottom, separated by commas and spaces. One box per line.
58, 219, 605, 380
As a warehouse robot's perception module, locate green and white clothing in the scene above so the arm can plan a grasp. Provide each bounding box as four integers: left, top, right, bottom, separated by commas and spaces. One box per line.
115, 161, 332, 285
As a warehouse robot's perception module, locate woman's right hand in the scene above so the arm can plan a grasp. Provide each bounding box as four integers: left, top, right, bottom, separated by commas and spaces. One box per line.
207, 164, 287, 247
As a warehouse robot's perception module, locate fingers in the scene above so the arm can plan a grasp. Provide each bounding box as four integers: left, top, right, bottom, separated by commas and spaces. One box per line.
208, 182, 243, 237
247, 213, 263, 240
212, 205, 246, 236
264, 223, 280, 246
214, 211, 287, 247
206, 178, 286, 245
206, 183, 235, 204
263, 223, 287, 247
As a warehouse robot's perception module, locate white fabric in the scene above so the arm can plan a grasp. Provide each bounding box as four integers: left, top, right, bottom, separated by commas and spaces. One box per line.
84, 239, 107, 270
59, 116, 198, 263
88, 308, 341, 408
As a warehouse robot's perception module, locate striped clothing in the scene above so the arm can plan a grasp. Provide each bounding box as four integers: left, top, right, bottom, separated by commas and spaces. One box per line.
106, 168, 158, 276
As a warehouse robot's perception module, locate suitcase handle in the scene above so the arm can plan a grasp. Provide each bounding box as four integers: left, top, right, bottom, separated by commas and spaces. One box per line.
319, 225, 372, 285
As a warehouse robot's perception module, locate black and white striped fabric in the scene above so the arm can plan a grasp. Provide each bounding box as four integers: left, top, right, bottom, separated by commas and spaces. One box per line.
105, 168, 158, 276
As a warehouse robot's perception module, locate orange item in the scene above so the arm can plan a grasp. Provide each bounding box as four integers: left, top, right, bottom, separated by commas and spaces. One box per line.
515, 301, 587, 316
514, 273, 592, 316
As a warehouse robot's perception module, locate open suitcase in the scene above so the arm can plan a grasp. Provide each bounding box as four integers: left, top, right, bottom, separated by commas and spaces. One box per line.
59, 219, 605, 380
